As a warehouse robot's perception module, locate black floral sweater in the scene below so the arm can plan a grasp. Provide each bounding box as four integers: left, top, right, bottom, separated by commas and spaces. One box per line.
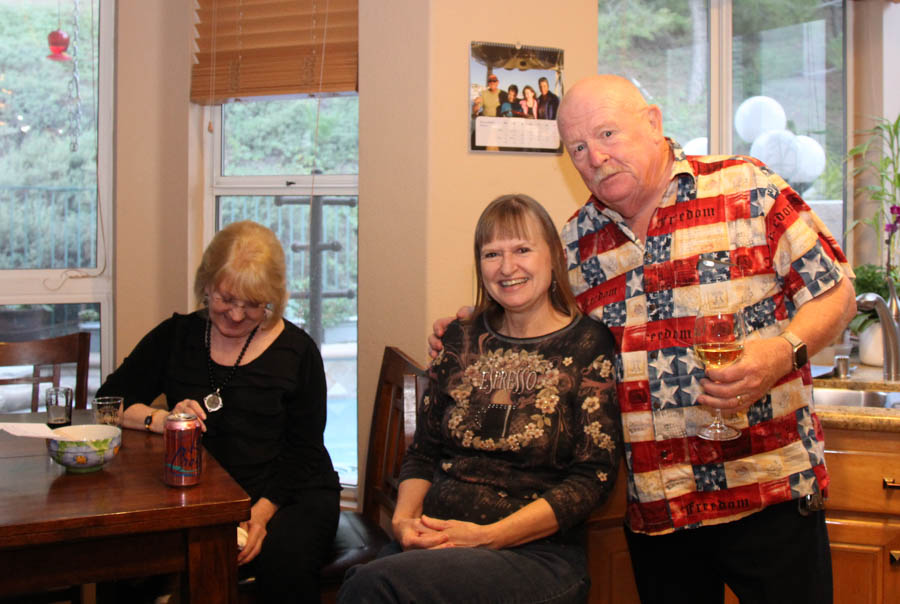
400, 314, 621, 540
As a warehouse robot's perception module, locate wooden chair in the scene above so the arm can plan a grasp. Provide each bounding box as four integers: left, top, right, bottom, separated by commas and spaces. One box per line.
319, 346, 427, 600
0, 332, 91, 411
239, 346, 427, 603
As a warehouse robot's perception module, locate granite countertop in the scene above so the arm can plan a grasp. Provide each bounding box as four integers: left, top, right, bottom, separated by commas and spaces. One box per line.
812, 362, 900, 433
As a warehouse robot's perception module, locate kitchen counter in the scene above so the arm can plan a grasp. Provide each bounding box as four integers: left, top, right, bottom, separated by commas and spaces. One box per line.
812, 362, 900, 433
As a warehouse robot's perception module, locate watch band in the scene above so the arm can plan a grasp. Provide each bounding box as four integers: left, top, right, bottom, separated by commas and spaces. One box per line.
144, 412, 155, 431
780, 331, 808, 370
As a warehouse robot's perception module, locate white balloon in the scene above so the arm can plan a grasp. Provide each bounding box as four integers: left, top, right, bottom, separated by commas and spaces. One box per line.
682, 137, 708, 155
750, 129, 798, 180
791, 135, 827, 183
734, 96, 787, 143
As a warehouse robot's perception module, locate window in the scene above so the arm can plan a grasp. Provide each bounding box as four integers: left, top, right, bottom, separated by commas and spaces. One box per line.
0, 0, 113, 412
598, 0, 845, 241
208, 94, 359, 485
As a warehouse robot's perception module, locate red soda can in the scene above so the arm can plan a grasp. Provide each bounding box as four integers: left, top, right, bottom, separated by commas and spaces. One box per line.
164, 412, 203, 487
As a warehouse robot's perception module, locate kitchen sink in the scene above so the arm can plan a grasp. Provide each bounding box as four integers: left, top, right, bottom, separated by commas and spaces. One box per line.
812, 387, 900, 409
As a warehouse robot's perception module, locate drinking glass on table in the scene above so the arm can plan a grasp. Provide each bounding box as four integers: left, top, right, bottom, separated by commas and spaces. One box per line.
93, 396, 123, 426
46, 387, 74, 428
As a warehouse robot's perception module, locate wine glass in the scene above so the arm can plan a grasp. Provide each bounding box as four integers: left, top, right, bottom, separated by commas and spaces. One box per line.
693, 307, 747, 441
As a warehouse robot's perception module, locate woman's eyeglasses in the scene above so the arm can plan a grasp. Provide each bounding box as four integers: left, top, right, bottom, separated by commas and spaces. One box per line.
209, 292, 269, 315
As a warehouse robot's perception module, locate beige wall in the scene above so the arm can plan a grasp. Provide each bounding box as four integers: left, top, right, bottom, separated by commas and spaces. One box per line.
114, 2, 200, 363
357, 0, 598, 481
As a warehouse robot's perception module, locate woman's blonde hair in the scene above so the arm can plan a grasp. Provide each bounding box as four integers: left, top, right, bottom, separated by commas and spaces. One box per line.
194, 221, 287, 328
473, 194, 579, 326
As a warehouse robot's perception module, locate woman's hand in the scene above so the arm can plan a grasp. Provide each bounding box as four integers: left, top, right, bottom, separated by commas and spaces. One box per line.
418, 515, 496, 549
238, 498, 279, 565
172, 398, 208, 431
394, 516, 450, 551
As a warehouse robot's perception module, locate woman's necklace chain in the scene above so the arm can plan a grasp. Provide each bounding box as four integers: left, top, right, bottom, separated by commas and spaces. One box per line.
203, 318, 260, 413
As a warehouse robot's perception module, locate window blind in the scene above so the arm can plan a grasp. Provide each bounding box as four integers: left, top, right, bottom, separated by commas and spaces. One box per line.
191, 0, 358, 105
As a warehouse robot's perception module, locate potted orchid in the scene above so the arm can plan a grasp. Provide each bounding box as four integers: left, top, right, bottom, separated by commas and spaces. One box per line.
847, 114, 900, 364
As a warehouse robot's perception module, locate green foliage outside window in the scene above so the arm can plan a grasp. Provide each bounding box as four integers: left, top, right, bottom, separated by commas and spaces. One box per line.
0, 2, 98, 187
223, 95, 359, 176
0, 1, 99, 269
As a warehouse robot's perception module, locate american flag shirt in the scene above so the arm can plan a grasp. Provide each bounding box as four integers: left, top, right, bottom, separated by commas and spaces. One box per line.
561, 140, 851, 535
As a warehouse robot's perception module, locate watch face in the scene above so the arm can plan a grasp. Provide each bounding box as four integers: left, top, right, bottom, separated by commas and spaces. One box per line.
796, 343, 808, 368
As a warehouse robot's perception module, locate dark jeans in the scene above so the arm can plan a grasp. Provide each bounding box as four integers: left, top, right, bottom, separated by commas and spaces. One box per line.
625, 499, 833, 604
338, 538, 590, 604
245, 487, 340, 603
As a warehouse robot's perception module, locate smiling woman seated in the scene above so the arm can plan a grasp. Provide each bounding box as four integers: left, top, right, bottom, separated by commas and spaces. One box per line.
337, 195, 622, 604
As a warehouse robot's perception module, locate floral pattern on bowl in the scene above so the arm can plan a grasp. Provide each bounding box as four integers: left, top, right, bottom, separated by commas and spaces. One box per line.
46, 424, 122, 473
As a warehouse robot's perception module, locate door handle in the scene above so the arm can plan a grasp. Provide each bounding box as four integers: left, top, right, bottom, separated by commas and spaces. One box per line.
883, 478, 900, 489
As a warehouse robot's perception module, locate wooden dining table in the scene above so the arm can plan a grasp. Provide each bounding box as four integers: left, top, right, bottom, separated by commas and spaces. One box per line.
0, 410, 251, 603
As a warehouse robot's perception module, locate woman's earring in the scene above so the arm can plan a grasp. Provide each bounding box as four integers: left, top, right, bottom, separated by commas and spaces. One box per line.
203, 293, 209, 307
551, 279, 558, 294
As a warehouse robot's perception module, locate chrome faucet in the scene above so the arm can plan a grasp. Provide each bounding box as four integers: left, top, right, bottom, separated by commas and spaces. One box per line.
856, 292, 900, 381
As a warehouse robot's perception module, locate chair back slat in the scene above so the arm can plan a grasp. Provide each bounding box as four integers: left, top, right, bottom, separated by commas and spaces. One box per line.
0, 332, 91, 411
362, 346, 427, 528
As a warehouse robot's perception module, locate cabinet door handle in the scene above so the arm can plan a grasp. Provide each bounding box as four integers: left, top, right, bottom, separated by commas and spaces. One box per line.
891, 551, 900, 565
884, 478, 900, 489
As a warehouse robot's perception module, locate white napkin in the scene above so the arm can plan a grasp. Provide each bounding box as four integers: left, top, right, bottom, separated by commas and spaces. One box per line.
0, 423, 64, 439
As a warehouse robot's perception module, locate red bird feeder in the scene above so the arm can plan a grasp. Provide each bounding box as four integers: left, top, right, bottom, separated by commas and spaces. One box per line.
47, 29, 72, 61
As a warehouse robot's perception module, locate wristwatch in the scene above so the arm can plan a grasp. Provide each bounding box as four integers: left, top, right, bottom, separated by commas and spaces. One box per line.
780, 331, 808, 371
144, 412, 155, 431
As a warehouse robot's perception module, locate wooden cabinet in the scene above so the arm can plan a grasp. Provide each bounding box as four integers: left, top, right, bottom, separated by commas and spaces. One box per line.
824, 428, 900, 604
584, 427, 900, 603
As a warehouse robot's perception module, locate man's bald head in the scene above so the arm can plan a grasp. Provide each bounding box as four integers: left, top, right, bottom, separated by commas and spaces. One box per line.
558, 75, 649, 130
556, 74, 671, 227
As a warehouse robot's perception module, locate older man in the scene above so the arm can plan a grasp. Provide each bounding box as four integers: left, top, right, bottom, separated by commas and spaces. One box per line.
556, 74, 854, 603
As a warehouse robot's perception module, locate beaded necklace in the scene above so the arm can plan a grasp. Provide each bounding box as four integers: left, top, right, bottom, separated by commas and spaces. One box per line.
203, 318, 260, 413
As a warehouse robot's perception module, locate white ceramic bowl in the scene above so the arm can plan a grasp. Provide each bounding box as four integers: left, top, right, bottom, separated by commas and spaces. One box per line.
46, 424, 122, 473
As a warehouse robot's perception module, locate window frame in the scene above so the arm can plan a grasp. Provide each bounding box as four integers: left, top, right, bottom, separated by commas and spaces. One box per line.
203, 99, 359, 498
203, 100, 359, 240
0, 0, 116, 380
708, 0, 734, 155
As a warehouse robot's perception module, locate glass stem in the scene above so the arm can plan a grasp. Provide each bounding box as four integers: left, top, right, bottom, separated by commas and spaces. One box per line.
711, 409, 727, 428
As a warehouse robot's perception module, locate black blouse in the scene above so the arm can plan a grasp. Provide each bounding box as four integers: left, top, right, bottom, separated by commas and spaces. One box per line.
401, 314, 621, 539
97, 311, 340, 504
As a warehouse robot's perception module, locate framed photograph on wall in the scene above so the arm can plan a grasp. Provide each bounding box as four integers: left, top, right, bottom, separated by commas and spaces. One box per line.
469, 41, 564, 154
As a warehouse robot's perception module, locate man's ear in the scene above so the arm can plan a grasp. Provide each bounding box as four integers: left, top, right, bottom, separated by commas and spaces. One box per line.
645, 104, 664, 140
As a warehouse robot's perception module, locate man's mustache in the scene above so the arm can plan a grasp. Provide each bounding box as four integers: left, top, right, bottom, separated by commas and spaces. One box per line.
590, 165, 620, 187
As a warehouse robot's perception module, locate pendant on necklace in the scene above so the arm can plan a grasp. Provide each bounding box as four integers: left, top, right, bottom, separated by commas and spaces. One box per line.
204, 390, 223, 413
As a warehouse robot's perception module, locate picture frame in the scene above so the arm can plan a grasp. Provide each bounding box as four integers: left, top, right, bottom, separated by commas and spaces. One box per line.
469, 41, 564, 154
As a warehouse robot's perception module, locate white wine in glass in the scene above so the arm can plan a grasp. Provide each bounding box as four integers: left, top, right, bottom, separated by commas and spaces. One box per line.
694, 341, 744, 369
693, 311, 746, 441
